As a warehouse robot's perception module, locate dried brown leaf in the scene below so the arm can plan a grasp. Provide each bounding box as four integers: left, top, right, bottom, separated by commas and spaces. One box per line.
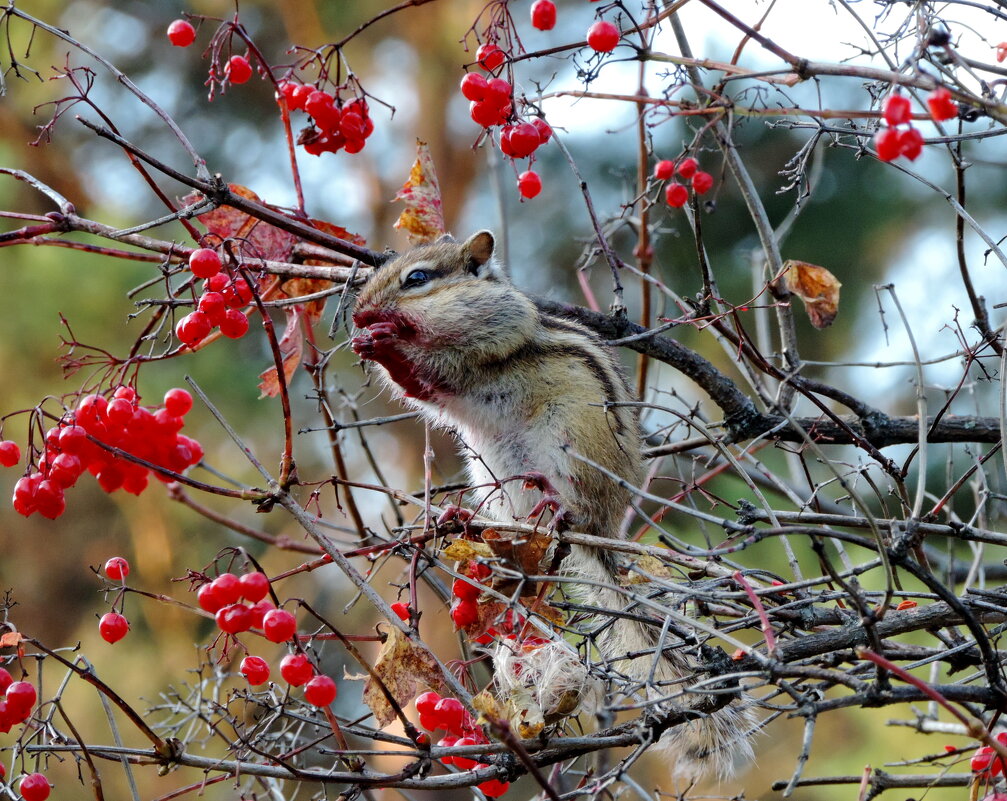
393, 140, 445, 245
482, 527, 555, 575
258, 306, 304, 398
784, 260, 842, 329
442, 539, 494, 561
363, 626, 447, 728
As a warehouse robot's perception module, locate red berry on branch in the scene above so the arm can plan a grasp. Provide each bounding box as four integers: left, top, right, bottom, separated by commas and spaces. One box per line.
197, 582, 225, 613
240, 655, 270, 685
676, 156, 699, 179
531, 117, 552, 144
691, 171, 714, 195
176, 311, 212, 347
926, 87, 957, 122
653, 160, 674, 181
188, 248, 221, 279
263, 608, 297, 642
390, 601, 410, 621
0, 440, 19, 468
164, 387, 194, 417
664, 182, 688, 208
460, 72, 489, 102
508, 122, 540, 158
225, 55, 253, 84
106, 397, 134, 428
898, 126, 924, 160
882, 92, 912, 126
238, 571, 270, 602
19, 773, 51, 801
279, 653, 315, 686
49, 453, 83, 488
586, 20, 620, 53
104, 556, 130, 581
198, 291, 226, 325
99, 612, 129, 644
415, 691, 440, 716
478, 777, 510, 797
433, 697, 467, 736
476, 43, 506, 72
874, 126, 901, 161
517, 170, 542, 199
304, 674, 337, 706
531, 0, 557, 31
248, 599, 274, 629
213, 573, 242, 604
6, 681, 36, 716
452, 577, 481, 602
216, 603, 253, 634
290, 83, 314, 111
0, 668, 12, 694
166, 19, 196, 48
34, 479, 65, 519
470, 100, 504, 128
219, 308, 250, 339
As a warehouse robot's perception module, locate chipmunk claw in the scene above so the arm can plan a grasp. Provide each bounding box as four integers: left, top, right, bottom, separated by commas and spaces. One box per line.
351, 321, 400, 359
436, 505, 474, 532
520, 472, 571, 532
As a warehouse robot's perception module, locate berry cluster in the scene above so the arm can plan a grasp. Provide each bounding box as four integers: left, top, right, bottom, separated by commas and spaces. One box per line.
449, 560, 492, 629
176, 249, 253, 347
972, 732, 1007, 776
654, 156, 714, 207
0, 668, 36, 733
874, 88, 956, 163
277, 81, 376, 157
8, 387, 204, 520
197, 570, 338, 706
415, 691, 509, 797
98, 556, 132, 644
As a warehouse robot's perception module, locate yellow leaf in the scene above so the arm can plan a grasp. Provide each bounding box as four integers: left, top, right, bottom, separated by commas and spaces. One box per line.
392, 141, 445, 245
784, 260, 842, 329
442, 539, 493, 561
363, 626, 448, 728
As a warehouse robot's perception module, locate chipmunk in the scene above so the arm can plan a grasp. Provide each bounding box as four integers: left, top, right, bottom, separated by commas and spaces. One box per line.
351, 230, 754, 778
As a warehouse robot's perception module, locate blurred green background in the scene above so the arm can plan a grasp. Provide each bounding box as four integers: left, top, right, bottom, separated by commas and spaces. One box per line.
0, 0, 1004, 799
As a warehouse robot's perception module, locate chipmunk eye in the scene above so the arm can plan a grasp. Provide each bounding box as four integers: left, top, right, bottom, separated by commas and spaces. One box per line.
402, 269, 432, 289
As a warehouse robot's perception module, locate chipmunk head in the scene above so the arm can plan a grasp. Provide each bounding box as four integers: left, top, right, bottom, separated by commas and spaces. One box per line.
353, 231, 534, 350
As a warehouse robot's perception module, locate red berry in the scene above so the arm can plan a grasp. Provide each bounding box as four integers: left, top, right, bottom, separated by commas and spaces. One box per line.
198, 291, 227, 325
305, 91, 341, 132
238, 571, 270, 602
676, 156, 699, 179
48, 453, 82, 488
219, 308, 250, 339
58, 425, 88, 455
34, 479, 65, 519
99, 612, 129, 644
166, 19, 196, 48
664, 182, 688, 208
478, 777, 510, 797
531, 118, 552, 144
213, 573, 242, 604
279, 653, 315, 686
240, 655, 270, 685
433, 697, 466, 735
304, 674, 337, 706
452, 577, 482, 602
105, 397, 134, 428
586, 20, 620, 53
215, 603, 253, 634
509, 122, 540, 158
653, 160, 674, 181
416, 691, 440, 716
0, 667, 12, 694
874, 126, 901, 161
18, 773, 50, 801
164, 388, 193, 417
517, 170, 542, 199
476, 43, 506, 72
470, 100, 504, 128
691, 171, 714, 195
248, 599, 274, 629
898, 127, 924, 160
205, 272, 228, 293
12, 474, 40, 517
197, 582, 225, 613
225, 55, 253, 84
176, 311, 212, 348
104, 557, 130, 581
188, 248, 221, 279
460, 72, 489, 102
113, 385, 137, 402
882, 92, 912, 126
262, 608, 297, 642
390, 601, 410, 621
0, 440, 20, 467
450, 598, 479, 628
438, 734, 458, 764
6, 681, 36, 716
926, 87, 957, 122
290, 83, 314, 111
453, 735, 480, 769
531, 0, 557, 30
483, 77, 512, 107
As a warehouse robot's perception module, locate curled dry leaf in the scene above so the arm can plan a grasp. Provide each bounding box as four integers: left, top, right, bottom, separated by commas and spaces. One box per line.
393, 140, 446, 245
258, 306, 304, 398
363, 625, 447, 728
783, 260, 842, 329
442, 538, 494, 561
626, 554, 674, 584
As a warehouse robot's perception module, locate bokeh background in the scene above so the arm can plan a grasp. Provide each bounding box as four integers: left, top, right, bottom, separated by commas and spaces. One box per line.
1, 0, 1005, 798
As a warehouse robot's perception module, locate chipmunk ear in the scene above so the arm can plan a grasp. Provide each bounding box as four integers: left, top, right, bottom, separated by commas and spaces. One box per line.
462, 230, 495, 275
434, 233, 457, 244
